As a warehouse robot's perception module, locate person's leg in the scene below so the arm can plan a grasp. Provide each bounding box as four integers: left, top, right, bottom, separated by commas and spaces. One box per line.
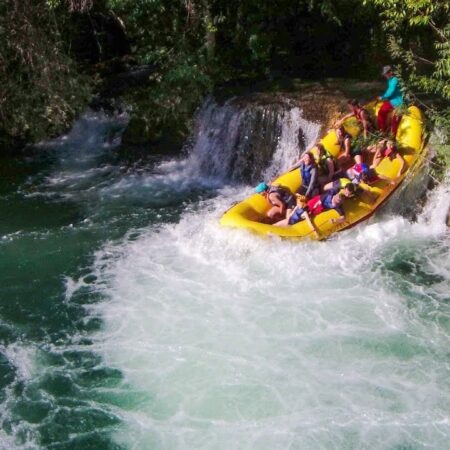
377, 101, 394, 132
391, 113, 402, 137
302, 211, 320, 238
267, 207, 284, 221
273, 218, 289, 227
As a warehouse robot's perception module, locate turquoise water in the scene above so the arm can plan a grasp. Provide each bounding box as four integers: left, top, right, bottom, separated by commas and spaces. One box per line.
1, 111, 449, 449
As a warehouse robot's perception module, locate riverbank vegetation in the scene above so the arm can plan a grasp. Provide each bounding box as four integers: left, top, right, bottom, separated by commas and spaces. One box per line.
1, 0, 448, 156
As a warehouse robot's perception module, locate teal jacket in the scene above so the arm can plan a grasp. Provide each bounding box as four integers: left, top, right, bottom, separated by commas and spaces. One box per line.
381, 76, 403, 107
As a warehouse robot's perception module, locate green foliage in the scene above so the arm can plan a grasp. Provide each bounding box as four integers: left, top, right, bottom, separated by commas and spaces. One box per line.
124, 50, 214, 145
4, 0, 448, 156
0, 0, 91, 151
366, 0, 450, 143
107, 0, 381, 77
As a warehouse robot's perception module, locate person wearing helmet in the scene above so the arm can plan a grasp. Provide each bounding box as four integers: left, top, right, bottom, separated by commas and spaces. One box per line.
377, 65, 404, 136
255, 182, 296, 222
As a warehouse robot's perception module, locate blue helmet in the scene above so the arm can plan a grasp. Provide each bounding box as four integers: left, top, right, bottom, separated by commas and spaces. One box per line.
255, 182, 268, 193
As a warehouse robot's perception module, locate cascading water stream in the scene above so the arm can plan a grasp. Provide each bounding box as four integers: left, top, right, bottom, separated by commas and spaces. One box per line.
183, 98, 320, 184
1, 100, 449, 450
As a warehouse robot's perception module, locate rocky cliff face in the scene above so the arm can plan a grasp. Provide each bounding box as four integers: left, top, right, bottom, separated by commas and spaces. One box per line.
118, 81, 354, 155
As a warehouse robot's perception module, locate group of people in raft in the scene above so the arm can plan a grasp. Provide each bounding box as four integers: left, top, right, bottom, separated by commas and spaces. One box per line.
255, 65, 406, 238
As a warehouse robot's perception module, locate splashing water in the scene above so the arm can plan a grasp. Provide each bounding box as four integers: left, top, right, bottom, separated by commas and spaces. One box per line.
263, 107, 320, 180
183, 98, 319, 185
89, 181, 450, 450
1, 103, 449, 450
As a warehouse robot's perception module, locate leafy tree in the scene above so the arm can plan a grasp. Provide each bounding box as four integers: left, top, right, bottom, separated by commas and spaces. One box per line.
0, 0, 91, 151
366, 0, 450, 140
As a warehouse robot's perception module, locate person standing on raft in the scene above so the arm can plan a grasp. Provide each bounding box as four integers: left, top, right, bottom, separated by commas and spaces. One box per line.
377, 65, 404, 136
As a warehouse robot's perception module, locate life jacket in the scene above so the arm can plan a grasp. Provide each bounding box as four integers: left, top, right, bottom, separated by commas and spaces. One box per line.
307, 195, 324, 216
307, 188, 343, 217
383, 145, 396, 160
300, 162, 315, 187
268, 185, 296, 209
317, 152, 335, 175
320, 190, 336, 211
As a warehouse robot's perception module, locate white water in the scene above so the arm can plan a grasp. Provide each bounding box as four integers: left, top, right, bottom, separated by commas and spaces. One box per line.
77, 106, 450, 449
263, 107, 320, 180
7, 106, 446, 450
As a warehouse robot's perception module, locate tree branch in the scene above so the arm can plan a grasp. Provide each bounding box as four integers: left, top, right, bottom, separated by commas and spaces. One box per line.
412, 54, 435, 65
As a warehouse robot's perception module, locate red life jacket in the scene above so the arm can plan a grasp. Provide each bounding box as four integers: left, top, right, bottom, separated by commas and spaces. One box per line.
383, 146, 396, 159
307, 195, 324, 216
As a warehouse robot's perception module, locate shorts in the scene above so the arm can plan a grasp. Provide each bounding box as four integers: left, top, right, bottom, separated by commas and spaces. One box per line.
350, 146, 362, 157
288, 207, 306, 225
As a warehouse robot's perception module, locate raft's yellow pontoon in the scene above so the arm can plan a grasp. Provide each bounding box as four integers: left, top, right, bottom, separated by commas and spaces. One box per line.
220, 104, 427, 240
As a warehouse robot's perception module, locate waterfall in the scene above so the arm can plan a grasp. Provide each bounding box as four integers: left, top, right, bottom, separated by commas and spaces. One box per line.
184, 97, 320, 185
263, 107, 320, 181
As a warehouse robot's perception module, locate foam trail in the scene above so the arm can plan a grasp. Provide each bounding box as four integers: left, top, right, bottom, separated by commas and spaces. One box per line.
418, 172, 450, 232
90, 175, 450, 450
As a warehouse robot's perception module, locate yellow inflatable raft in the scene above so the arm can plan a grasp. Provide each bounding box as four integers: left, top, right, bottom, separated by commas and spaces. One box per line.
220, 103, 427, 240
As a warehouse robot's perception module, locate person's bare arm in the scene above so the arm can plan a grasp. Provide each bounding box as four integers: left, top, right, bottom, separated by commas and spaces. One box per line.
302, 211, 320, 238
336, 112, 354, 126
371, 149, 382, 168
330, 214, 346, 224
322, 180, 334, 191
288, 158, 302, 172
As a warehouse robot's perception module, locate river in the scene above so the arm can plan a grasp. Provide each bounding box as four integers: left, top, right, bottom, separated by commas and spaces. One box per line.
1, 104, 449, 450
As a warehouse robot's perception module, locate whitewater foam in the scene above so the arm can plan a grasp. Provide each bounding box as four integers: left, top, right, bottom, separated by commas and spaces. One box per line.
88, 177, 450, 449
4, 103, 449, 450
